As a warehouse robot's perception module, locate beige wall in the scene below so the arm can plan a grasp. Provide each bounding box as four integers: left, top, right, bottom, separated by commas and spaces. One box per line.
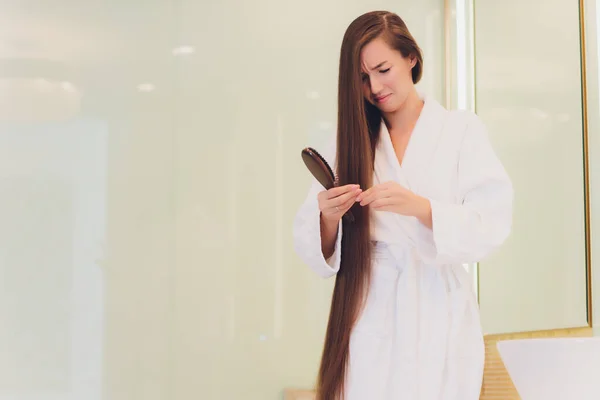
581, 0, 600, 337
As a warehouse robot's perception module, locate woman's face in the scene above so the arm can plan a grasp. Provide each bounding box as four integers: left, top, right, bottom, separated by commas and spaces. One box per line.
360, 37, 416, 114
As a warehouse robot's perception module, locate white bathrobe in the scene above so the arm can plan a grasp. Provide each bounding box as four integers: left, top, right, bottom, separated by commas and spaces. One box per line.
293, 94, 513, 400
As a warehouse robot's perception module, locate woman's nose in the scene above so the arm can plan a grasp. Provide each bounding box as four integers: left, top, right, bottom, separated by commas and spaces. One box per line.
370, 77, 383, 95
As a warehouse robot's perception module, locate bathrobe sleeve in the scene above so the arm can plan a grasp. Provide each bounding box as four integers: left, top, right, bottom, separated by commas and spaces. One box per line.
416, 112, 514, 265
292, 138, 343, 278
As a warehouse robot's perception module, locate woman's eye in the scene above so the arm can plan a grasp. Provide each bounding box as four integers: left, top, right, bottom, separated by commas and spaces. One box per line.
380, 68, 390, 73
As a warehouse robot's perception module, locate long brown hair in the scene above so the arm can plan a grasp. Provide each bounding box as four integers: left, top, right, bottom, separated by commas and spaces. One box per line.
316, 11, 423, 400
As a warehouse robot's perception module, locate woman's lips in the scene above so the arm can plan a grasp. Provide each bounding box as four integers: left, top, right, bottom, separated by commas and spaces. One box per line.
375, 94, 391, 103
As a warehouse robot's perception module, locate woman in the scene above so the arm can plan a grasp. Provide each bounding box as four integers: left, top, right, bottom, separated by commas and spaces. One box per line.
293, 10, 513, 400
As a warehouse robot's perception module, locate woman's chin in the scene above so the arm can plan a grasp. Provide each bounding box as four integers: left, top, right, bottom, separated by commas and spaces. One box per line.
375, 102, 398, 114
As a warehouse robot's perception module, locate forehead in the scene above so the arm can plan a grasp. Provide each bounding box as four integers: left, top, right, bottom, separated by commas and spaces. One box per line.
360, 37, 401, 71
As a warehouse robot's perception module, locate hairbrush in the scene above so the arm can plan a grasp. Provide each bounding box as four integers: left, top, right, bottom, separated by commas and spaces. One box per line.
301, 147, 355, 222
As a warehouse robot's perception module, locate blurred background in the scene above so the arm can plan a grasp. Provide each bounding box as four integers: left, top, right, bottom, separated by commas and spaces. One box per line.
1, 0, 600, 399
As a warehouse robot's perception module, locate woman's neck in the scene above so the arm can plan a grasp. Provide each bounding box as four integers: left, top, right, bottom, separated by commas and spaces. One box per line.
383, 88, 424, 137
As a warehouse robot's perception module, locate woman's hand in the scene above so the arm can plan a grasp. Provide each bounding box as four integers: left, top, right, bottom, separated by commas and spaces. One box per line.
318, 184, 362, 225
356, 181, 433, 227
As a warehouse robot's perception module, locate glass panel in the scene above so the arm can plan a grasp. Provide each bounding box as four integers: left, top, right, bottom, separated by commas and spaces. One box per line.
0, 1, 444, 399
475, 0, 589, 334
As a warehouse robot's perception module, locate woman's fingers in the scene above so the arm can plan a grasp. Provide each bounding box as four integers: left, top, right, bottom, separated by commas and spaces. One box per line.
324, 188, 361, 215
318, 185, 359, 206
330, 187, 362, 207
325, 184, 360, 199
339, 194, 359, 212
318, 184, 362, 219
